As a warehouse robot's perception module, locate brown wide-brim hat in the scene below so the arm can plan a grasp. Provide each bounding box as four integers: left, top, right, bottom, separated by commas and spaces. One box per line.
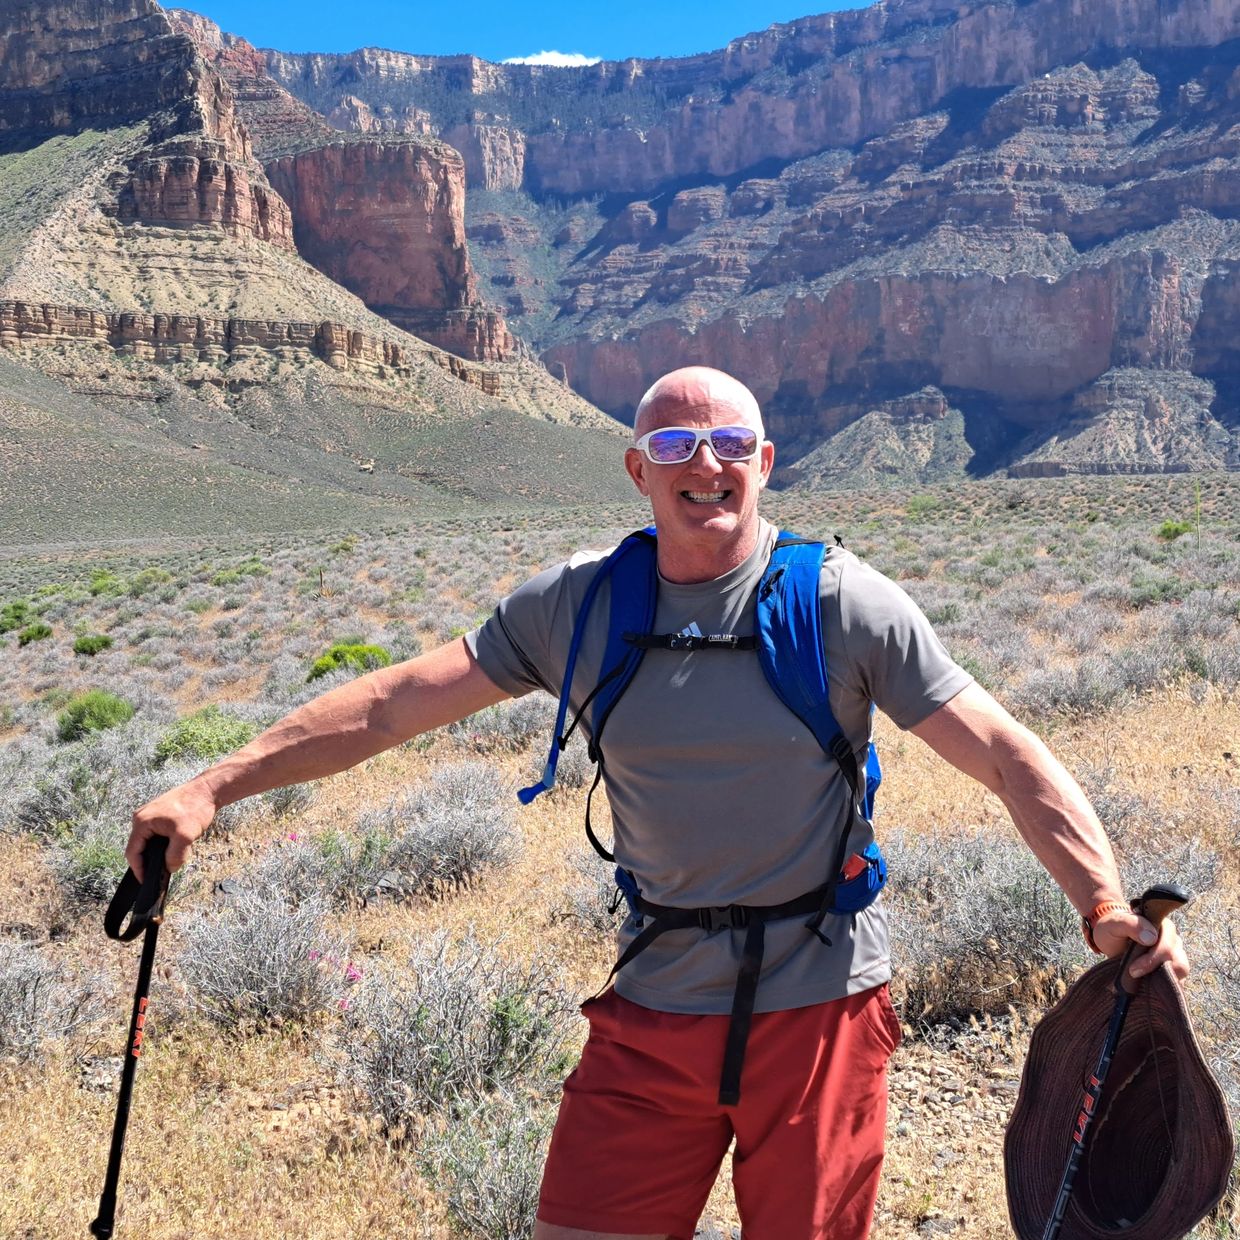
1005, 957, 1234, 1240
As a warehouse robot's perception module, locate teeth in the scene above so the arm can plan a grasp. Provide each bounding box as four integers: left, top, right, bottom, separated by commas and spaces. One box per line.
683, 490, 729, 504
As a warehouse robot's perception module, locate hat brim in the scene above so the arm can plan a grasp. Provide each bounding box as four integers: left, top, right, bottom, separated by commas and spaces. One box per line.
1005, 957, 1234, 1240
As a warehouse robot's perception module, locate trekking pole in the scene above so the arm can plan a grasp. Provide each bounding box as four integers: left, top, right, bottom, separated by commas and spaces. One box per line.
90, 835, 171, 1240
1039, 882, 1191, 1240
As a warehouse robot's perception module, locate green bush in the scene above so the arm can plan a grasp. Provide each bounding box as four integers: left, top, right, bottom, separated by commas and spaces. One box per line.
307, 641, 393, 682
0, 599, 34, 633
73, 634, 113, 657
88, 570, 123, 597
55, 690, 135, 742
17, 622, 53, 646
127, 568, 173, 597
1156, 519, 1194, 542
155, 705, 259, 766
210, 570, 242, 586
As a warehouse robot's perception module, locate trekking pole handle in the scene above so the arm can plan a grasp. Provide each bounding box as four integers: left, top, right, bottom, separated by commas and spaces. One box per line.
1116, 882, 1191, 997
104, 836, 170, 942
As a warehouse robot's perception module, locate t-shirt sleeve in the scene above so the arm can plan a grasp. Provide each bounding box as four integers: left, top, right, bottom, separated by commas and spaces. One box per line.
834, 554, 973, 730
464, 551, 605, 699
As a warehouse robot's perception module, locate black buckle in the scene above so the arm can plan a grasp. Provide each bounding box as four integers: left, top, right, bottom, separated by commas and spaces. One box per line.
699, 905, 750, 932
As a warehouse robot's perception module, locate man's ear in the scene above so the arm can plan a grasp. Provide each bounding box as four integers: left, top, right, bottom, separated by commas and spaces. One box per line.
758, 439, 775, 488
624, 447, 651, 496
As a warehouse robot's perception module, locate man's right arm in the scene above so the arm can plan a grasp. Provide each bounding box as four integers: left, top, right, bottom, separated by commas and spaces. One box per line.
126, 636, 511, 878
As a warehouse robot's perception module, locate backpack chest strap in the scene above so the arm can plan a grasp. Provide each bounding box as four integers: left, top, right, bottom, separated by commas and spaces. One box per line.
622, 631, 758, 652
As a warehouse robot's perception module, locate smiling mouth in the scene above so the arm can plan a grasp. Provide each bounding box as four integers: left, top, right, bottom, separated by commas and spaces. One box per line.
682, 490, 731, 504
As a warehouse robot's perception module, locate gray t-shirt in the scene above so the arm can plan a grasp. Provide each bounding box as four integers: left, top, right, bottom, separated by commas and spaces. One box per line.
466, 520, 972, 1015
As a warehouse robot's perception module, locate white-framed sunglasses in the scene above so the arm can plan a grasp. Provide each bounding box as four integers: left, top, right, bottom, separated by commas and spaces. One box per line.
633, 424, 763, 464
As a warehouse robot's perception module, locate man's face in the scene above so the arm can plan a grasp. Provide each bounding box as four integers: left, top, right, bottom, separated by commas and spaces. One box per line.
623, 379, 775, 565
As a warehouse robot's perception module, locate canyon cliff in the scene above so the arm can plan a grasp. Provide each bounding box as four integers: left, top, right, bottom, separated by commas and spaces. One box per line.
243, 0, 1240, 478
167, 10, 514, 362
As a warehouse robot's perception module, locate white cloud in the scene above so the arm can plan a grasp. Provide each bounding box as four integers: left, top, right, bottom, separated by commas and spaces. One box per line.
501, 50, 601, 67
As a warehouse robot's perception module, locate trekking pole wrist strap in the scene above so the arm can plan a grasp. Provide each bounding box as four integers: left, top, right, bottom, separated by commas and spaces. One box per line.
104, 837, 171, 942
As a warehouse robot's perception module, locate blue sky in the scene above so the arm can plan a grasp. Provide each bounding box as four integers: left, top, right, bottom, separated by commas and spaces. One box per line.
177, 1, 865, 63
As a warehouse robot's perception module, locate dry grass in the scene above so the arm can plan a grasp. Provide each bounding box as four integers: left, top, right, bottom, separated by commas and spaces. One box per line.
1, 481, 1237, 1238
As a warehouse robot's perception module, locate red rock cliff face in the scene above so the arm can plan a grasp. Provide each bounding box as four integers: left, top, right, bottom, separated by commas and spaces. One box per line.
264, 139, 514, 361
250, 0, 1240, 478
266, 140, 476, 313
0, 0, 187, 140
263, 0, 1240, 197
172, 13, 513, 361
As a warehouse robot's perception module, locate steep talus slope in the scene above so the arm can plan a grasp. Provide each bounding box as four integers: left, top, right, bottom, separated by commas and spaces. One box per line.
254, 0, 1240, 481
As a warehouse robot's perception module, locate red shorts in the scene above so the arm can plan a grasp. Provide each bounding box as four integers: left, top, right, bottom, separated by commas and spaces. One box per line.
537, 983, 901, 1240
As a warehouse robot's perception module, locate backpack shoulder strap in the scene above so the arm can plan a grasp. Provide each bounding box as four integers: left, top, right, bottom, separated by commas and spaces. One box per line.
518, 528, 657, 803
756, 533, 850, 764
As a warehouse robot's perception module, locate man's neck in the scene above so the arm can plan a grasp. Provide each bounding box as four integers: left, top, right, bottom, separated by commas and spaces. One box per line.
655, 521, 765, 584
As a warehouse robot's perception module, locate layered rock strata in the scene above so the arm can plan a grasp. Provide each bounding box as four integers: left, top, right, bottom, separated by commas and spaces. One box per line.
1, 0, 293, 245
0, 300, 502, 394
245, 0, 1240, 476
265, 140, 514, 361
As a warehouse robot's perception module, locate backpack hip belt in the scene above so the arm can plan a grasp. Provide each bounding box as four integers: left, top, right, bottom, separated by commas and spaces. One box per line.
600, 843, 885, 1107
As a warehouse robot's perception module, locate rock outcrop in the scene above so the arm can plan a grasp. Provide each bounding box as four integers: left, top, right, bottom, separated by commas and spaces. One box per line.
0, 299, 503, 394
264, 139, 514, 361
1, 0, 294, 245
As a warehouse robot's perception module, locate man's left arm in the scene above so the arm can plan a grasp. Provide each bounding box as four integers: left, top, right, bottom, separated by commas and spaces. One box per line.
909, 682, 1189, 982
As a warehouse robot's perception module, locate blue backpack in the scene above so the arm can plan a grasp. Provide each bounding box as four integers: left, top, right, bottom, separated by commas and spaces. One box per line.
520, 528, 887, 1105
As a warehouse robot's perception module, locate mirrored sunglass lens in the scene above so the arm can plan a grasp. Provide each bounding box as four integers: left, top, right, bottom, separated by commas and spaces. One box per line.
710, 428, 758, 459
646, 431, 697, 462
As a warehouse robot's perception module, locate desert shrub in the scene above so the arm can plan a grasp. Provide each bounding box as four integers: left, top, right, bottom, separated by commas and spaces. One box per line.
340, 932, 575, 1129
306, 640, 392, 682
1156, 519, 1194, 542
73, 634, 113, 657
17, 622, 53, 646
88, 570, 123, 597
0, 941, 106, 1063
55, 690, 135, 742
883, 827, 1090, 1026
211, 570, 242, 586
554, 849, 625, 936
354, 761, 517, 898
417, 1096, 554, 1240
262, 782, 315, 818
154, 705, 258, 766
1129, 572, 1187, 609
50, 814, 130, 904
250, 826, 391, 907
177, 886, 348, 1029
448, 695, 555, 753
126, 568, 173, 597
0, 599, 34, 633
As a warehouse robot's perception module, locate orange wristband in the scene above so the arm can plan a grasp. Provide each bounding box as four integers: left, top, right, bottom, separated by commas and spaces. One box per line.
1082, 900, 1129, 953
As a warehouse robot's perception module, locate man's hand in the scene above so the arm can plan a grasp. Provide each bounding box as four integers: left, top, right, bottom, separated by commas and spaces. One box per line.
126, 778, 218, 881
1091, 905, 1190, 983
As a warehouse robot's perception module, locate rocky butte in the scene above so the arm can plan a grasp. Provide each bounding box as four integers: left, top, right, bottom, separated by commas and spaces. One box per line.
232, 0, 1240, 481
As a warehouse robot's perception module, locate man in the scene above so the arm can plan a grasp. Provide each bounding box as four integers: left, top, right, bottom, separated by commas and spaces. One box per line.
128, 367, 1187, 1240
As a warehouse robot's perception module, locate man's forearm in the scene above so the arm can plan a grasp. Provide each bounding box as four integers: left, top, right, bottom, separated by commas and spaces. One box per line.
911, 683, 1123, 915
127, 638, 510, 875
983, 725, 1124, 916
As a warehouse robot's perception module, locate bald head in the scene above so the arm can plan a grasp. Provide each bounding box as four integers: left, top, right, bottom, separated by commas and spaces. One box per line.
633, 367, 765, 438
